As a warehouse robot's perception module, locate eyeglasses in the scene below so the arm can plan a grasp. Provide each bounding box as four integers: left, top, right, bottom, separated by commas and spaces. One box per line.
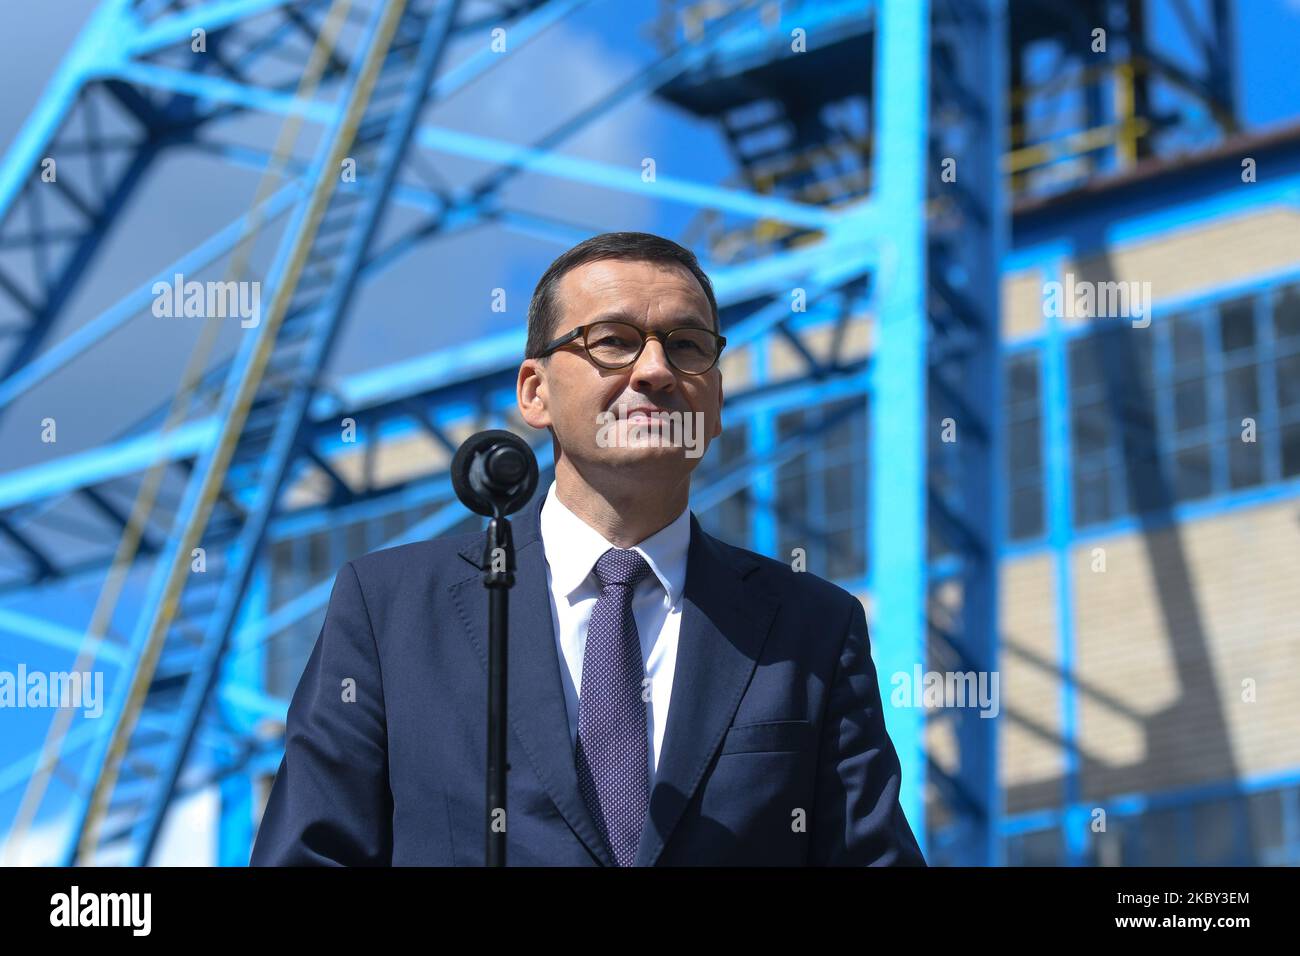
538, 320, 726, 375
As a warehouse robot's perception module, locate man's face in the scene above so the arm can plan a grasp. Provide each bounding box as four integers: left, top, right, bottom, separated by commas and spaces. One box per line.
517, 258, 724, 484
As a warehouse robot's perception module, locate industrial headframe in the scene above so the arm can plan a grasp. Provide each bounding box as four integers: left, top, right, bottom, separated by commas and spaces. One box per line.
0, 0, 1243, 866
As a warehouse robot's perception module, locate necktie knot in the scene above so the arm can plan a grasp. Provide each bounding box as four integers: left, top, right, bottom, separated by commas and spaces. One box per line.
593, 548, 652, 590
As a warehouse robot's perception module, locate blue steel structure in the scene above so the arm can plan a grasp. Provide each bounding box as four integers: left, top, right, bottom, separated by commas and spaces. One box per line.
0, 0, 1270, 867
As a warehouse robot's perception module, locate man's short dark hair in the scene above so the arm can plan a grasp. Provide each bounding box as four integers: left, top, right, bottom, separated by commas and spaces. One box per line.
525, 231, 719, 361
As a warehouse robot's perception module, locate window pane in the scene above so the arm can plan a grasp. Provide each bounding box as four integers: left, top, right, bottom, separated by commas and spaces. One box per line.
1277, 354, 1300, 414
827, 527, 861, 579
1274, 284, 1300, 344
1128, 328, 1154, 383
1224, 365, 1259, 422
1068, 338, 1102, 390
346, 520, 368, 560
824, 462, 852, 513
1173, 379, 1207, 433
1074, 467, 1111, 525
1127, 447, 1163, 504
1174, 445, 1212, 501
268, 540, 293, 611
1227, 436, 1263, 490
1007, 354, 1039, 405
1140, 808, 1184, 865
1010, 418, 1041, 470
1246, 789, 1284, 856
1283, 423, 1300, 478
1171, 313, 1204, 371
1072, 400, 1110, 455
824, 400, 858, 447
1010, 484, 1043, 539
719, 493, 750, 548
308, 532, 331, 578
776, 467, 807, 561
1192, 799, 1241, 865
1219, 297, 1256, 353
696, 421, 751, 547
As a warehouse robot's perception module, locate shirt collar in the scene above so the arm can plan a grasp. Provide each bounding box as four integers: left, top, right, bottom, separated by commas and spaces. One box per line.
538, 479, 690, 606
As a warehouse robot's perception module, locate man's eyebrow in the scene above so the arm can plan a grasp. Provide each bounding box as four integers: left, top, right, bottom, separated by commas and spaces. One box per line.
590, 311, 711, 329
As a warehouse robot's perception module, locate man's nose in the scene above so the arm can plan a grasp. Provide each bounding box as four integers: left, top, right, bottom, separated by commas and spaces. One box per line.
630, 337, 676, 389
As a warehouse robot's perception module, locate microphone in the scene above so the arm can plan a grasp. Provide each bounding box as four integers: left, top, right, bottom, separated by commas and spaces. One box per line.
451, 429, 539, 518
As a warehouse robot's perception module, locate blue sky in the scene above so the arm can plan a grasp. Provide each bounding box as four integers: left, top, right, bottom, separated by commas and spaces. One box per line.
1236, 0, 1300, 126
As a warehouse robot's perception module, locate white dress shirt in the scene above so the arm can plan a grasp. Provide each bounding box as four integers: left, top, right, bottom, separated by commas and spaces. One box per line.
537, 479, 689, 791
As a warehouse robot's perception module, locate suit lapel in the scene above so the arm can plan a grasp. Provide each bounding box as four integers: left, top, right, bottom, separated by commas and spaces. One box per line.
447, 491, 616, 867
633, 516, 779, 867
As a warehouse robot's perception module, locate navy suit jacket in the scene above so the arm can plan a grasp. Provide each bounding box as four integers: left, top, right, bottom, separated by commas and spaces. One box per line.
250, 490, 925, 866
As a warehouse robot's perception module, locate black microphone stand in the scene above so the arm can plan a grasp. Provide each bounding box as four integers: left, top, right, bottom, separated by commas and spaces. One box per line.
451, 429, 537, 868
483, 513, 514, 868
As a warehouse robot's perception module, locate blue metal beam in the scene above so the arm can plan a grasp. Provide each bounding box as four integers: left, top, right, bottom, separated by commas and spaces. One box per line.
95, 56, 841, 230
868, 0, 930, 857
126, 0, 299, 57
0, 184, 301, 408
0, 420, 216, 511
0, 606, 129, 666
0, 0, 135, 219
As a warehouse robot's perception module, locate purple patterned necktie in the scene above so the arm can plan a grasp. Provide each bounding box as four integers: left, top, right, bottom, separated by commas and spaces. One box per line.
575, 547, 653, 867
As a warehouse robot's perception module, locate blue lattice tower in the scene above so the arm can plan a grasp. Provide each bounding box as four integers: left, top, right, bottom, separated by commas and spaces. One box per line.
920, 0, 1006, 867
651, 0, 1007, 863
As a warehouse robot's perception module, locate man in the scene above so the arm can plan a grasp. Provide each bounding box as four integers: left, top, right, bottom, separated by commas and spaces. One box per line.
251, 232, 925, 866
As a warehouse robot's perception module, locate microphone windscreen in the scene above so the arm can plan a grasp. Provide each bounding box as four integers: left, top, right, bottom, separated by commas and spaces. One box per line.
451, 429, 537, 517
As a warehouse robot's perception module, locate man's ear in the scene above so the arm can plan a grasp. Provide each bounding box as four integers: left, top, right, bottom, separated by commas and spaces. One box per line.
517, 359, 551, 430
